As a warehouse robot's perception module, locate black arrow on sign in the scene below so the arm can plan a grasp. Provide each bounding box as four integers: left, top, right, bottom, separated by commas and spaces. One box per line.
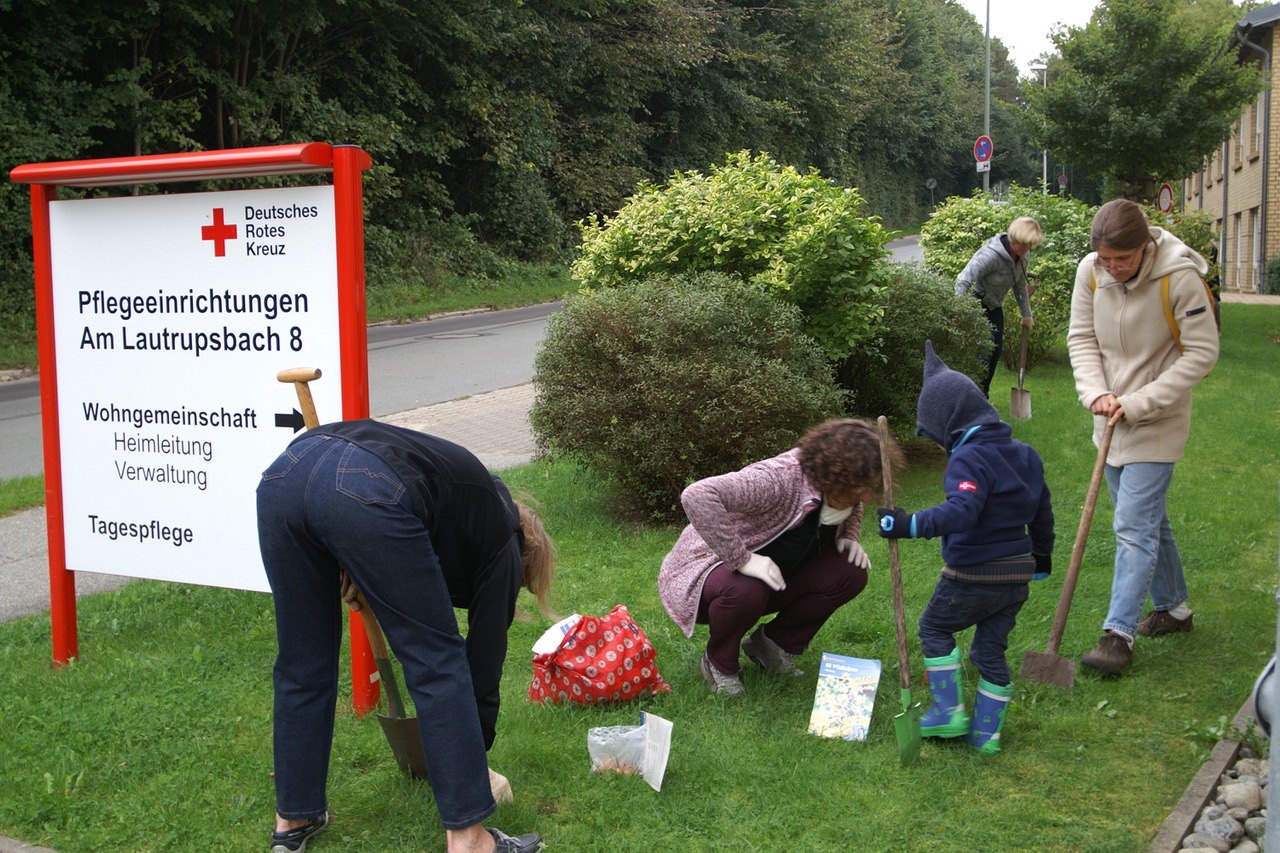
275, 409, 306, 433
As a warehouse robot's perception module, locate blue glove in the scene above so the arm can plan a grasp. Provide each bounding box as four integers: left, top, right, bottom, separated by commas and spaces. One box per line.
877, 506, 913, 539
1033, 553, 1052, 580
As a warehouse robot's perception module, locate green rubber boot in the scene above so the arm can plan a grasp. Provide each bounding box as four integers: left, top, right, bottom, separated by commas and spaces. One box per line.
966, 677, 1014, 755
919, 647, 970, 738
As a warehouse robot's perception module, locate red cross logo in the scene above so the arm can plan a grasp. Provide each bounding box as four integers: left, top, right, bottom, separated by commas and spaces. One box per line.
201, 207, 238, 257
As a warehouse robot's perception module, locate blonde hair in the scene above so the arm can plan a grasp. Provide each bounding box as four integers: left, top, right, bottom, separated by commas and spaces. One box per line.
516, 500, 557, 620
1007, 217, 1043, 250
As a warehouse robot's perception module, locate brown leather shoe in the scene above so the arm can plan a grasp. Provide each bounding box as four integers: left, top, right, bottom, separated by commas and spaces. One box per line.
1081, 632, 1133, 676
1136, 609, 1194, 636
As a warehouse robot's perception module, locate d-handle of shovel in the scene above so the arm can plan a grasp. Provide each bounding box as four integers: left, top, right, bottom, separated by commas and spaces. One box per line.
1044, 418, 1115, 655
277, 367, 322, 431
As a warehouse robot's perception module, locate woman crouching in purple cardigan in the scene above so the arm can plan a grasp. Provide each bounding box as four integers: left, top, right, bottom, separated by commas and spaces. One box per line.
658, 418, 903, 697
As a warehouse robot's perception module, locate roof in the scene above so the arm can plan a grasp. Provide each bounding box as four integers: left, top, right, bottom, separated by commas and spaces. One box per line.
1239, 4, 1280, 32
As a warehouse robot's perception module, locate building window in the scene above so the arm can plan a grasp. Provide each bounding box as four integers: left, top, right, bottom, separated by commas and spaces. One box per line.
1251, 207, 1261, 293
1253, 93, 1264, 159
1234, 212, 1243, 292
1234, 120, 1244, 170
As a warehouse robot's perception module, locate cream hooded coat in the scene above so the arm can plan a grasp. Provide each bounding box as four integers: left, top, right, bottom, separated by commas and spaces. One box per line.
1067, 227, 1219, 466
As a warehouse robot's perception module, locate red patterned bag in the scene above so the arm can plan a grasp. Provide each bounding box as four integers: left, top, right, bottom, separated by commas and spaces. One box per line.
528, 604, 671, 704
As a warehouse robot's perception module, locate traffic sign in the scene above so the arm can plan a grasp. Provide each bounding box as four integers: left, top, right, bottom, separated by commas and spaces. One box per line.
1157, 183, 1174, 213
1058, 173, 1068, 189
974, 135, 994, 163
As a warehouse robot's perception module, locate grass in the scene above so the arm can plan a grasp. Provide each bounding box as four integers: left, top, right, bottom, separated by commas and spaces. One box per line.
0, 475, 43, 518
0, 304, 1277, 852
365, 262, 574, 324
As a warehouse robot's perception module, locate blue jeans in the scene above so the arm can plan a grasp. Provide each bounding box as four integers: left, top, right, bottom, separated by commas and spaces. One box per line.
1102, 462, 1185, 638
256, 434, 495, 830
917, 576, 1028, 685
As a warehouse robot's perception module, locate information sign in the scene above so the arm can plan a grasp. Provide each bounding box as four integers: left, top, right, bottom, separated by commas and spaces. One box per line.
48, 187, 342, 591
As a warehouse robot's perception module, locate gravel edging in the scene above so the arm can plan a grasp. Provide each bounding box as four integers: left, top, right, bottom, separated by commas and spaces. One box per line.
1145, 701, 1258, 853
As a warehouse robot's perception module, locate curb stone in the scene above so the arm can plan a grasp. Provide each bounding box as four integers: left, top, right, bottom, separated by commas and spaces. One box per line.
1144, 701, 1257, 853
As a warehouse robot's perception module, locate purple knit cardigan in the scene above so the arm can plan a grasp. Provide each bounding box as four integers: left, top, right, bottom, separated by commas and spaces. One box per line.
657, 448, 866, 637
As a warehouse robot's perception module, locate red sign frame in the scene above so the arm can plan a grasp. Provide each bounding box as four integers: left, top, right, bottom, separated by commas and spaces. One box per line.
10, 143, 385, 715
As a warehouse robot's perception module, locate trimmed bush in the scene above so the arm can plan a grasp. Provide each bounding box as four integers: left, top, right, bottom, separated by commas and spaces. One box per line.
1267, 256, 1280, 295
838, 264, 991, 428
571, 150, 892, 361
530, 273, 844, 520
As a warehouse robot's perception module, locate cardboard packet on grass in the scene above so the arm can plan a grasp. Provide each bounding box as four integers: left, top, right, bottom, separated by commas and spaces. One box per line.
587, 711, 673, 792
807, 652, 881, 742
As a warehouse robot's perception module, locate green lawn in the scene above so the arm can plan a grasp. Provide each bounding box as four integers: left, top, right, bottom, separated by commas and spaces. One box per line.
0, 303, 1277, 852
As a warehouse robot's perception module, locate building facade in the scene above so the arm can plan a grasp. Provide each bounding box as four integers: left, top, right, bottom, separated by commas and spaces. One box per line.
1182, 4, 1277, 295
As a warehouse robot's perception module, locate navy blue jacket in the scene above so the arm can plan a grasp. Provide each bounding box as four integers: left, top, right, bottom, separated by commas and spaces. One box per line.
910, 421, 1055, 570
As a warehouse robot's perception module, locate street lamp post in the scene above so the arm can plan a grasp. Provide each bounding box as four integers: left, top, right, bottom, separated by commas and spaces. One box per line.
1029, 63, 1048, 194
983, 0, 991, 192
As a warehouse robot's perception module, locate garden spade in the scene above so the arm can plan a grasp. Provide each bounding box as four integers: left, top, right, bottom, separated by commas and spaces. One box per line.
878, 416, 922, 766
1019, 419, 1115, 690
276, 368, 428, 780
1010, 324, 1031, 420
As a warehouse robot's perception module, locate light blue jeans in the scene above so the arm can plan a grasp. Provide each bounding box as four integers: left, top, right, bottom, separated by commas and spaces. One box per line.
1102, 461, 1186, 637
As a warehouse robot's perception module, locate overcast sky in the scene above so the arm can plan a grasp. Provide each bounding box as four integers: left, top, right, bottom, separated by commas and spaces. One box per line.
954, 0, 1102, 74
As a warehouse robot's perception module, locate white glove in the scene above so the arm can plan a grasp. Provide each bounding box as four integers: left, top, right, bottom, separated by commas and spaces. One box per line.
489, 767, 513, 805
738, 553, 786, 591
836, 538, 871, 570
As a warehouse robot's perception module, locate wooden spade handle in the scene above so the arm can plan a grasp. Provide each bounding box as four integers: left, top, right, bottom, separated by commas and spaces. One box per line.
878, 416, 912, 691
1044, 419, 1115, 655
1017, 324, 1029, 390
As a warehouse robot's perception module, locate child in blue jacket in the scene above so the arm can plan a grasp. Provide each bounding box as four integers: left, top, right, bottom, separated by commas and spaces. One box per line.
878, 341, 1054, 754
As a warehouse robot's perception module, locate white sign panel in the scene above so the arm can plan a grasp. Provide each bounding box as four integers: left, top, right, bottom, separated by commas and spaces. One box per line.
48, 186, 344, 592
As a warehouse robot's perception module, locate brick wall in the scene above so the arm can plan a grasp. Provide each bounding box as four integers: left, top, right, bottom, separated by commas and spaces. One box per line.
1183, 25, 1274, 294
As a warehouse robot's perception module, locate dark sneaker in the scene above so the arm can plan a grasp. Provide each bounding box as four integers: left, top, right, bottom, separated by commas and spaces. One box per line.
742, 627, 805, 678
489, 828, 546, 852
700, 653, 745, 697
1137, 609, 1194, 637
1080, 632, 1133, 676
270, 813, 328, 853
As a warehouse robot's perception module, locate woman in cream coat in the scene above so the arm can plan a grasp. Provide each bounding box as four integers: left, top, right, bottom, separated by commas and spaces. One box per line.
1067, 199, 1219, 677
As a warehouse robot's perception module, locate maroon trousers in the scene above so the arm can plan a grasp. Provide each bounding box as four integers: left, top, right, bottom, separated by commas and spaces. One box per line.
695, 549, 868, 675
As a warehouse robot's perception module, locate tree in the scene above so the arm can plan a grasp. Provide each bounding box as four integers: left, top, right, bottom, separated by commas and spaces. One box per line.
1035, 0, 1263, 201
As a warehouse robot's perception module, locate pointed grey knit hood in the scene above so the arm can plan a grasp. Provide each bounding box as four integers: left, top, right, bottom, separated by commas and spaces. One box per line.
916, 340, 1001, 450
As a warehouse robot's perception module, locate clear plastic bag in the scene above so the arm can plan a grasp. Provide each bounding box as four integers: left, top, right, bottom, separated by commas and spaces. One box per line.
586, 712, 672, 791
587, 725, 645, 776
